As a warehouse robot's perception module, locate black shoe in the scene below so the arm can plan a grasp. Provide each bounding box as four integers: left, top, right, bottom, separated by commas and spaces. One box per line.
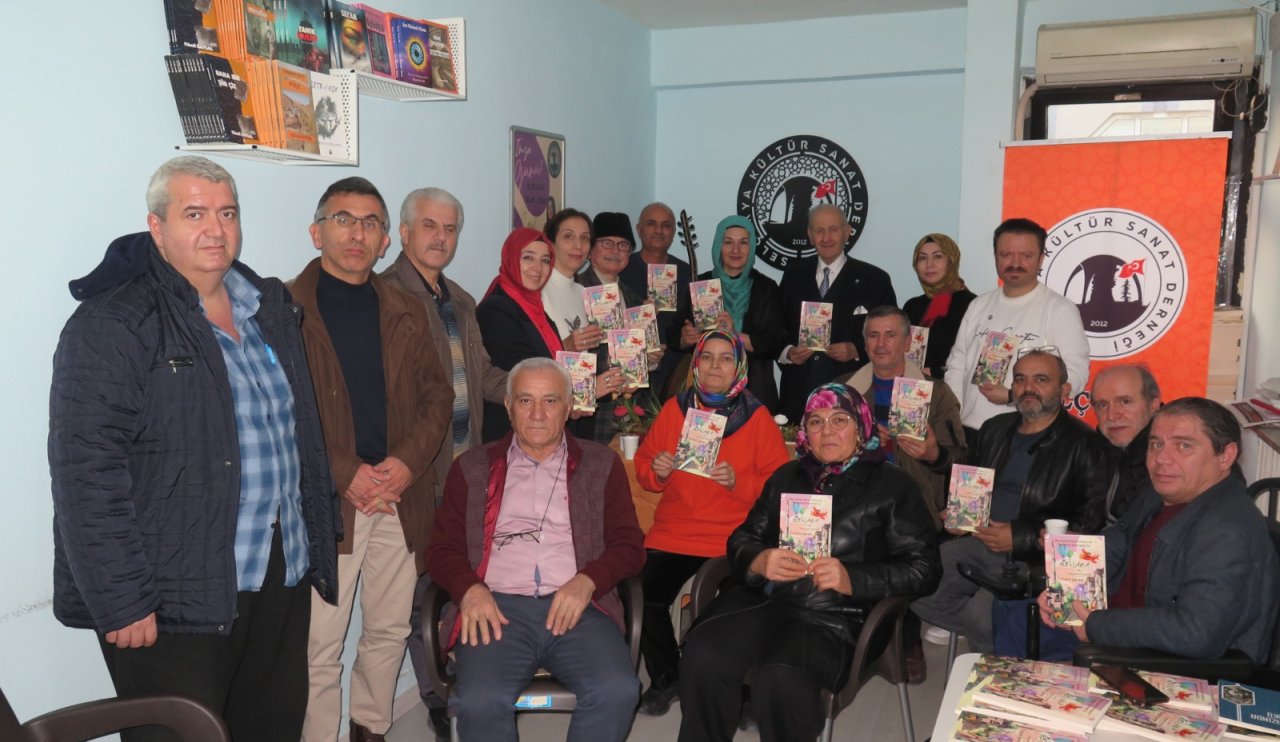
427, 705, 450, 742
638, 684, 679, 716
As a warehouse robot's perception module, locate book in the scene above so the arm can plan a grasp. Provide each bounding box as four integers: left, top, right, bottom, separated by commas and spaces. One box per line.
888, 377, 933, 441
310, 70, 349, 161
673, 408, 726, 478
274, 0, 330, 71
1089, 671, 1214, 715
1099, 700, 1225, 741
949, 710, 1090, 742
689, 279, 724, 331
165, 0, 222, 54
779, 493, 833, 561
973, 656, 1093, 692
555, 351, 597, 414
354, 4, 394, 77
276, 62, 318, 154
607, 329, 649, 389
329, 1, 371, 72
799, 301, 834, 351
242, 0, 276, 60
971, 330, 1018, 386
1221, 683, 1280, 737
425, 21, 459, 93
583, 283, 626, 332
625, 304, 661, 353
388, 15, 432, 87
647, 264, 678, 312
969, 674, 1111, 734
944, 464, 994, 532
907, 325, 930, 370
1225, 725, 1280, 740
1043, 534, 1106, 627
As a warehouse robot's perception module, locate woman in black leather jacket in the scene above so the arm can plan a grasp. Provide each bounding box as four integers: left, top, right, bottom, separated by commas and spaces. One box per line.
677, 383, 942, 742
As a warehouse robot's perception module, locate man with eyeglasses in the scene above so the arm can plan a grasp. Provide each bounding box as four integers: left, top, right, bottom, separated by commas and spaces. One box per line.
911, 349, 1108, 657
427, 357, 645, 741
619, 202, 693, 398
944, 218, 1090, 437
293, 177, 452, 742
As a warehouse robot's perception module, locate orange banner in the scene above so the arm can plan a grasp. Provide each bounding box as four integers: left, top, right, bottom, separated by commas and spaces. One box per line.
1002, 136, 1228, 423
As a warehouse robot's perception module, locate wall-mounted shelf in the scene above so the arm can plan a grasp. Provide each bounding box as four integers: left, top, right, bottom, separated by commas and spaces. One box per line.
175, 143, 357, 166
342, 18, 466, 101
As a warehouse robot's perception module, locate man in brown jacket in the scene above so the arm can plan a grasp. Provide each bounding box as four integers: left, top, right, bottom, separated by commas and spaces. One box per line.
295, 177, 451, 742
381, 187, 506, 740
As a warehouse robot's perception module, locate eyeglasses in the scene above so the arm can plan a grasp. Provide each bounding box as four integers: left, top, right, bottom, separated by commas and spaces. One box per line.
595, 238, 632, 253
804, 413, 854, 433
492, 528, 542, 548
316, 211, 387, 233
1016, 345, 1059, 359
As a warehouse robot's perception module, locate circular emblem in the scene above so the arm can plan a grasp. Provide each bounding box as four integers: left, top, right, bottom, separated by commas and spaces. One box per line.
407, 39, 427, 69
736, 135, 869, 270
1043, 208, 1187, 360
546, 141, 562, 179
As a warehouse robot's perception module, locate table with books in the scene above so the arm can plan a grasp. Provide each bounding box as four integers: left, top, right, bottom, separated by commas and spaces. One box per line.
932, 653, 1280, 741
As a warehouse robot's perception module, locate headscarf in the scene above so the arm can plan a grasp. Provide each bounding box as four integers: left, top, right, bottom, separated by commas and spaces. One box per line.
912, 233, 967, 297
711, 216, 756, 332
676, 330, 761, 437
485, 227, 563, 354
794, 383, 882, 484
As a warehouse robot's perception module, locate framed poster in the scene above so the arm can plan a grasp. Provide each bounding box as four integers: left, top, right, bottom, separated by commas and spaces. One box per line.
511, 126, 564, 231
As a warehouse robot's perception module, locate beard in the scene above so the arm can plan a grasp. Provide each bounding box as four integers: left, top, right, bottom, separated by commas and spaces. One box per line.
1016, 391, 1061, 420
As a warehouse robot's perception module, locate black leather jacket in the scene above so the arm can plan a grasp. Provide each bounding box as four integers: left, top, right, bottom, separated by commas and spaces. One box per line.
972, 410, 1110, 561
1100, 424, 1152, 525
727, 459, 942, 642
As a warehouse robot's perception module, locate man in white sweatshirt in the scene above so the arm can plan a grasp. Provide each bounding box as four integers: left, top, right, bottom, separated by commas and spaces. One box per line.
944, 218, 1090, 436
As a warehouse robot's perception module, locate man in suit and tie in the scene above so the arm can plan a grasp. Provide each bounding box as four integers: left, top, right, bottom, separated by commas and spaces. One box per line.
777, 204, 896, 422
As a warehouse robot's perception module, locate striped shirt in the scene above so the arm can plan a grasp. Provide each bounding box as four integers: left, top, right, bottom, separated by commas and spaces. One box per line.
208, 268, 309, 591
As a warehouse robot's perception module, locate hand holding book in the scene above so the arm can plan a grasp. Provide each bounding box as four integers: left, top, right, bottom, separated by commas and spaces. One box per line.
749, 548, 810, 582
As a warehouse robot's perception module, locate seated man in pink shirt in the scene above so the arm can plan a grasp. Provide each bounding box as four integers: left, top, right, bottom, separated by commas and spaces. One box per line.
426, 357, 646, 742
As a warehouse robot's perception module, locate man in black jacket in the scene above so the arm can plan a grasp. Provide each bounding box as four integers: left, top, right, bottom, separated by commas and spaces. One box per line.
910, 350, 1107, 654
1091, 364, 1162, 524
49, 156, 339, 741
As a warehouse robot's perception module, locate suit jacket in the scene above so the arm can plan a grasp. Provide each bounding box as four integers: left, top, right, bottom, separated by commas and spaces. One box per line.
381, 253, 508, 503
476, 285, 559, 442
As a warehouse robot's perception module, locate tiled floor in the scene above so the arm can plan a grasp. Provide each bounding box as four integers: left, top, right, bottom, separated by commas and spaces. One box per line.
386, 633, 965, 742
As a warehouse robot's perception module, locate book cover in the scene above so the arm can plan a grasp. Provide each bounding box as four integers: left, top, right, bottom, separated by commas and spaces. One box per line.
425, 21, 458, 93
673, 408, 726, 479
1221, 683, 1280, 736
276, 62, 318, 154
309, 70, 348, 160
1225, 724, 1280, 740
971, 330, 1018, 386
1043, 534, 1106, 627
555, 351, 597, 413
242, 0, 276, 60
689, 279, 724, 331
888, 377, 933, 441
647, 264, 678, 312
354, 4, 393, 77
607, 329, 649, 389
388, 15, 432, 87
779, 493, 833, 561
973, 656, 1093, 692
206, 55, 259, 144
275, 0, 330, 71
972, 675, 1111, 734
1100, 700, 1225, 741
329, 1, 371, 72
1089, 671, 1214, 715
944, 464, 994, 532
625, 304, 661, 353
906, 325, 930, 370
167, 0, 221, 55
799, 301, 834, 351
950, 710, 1090, 742
583, 283, 626, 332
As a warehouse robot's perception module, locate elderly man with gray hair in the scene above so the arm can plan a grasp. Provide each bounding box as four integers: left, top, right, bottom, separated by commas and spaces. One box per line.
426, 357, 646, 742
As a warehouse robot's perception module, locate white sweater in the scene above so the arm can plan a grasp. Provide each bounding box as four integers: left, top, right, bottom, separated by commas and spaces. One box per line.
542, 269, 588, 339
944, 282, 1090, 429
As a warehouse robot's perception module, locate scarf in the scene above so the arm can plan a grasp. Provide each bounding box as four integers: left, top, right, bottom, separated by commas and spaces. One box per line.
913, 233, 967, 297
795, 383, 882, 485
485, 227, 563, 354
676, 330, 760, 437
920, 292, 953, 327
711, 216, 756, 332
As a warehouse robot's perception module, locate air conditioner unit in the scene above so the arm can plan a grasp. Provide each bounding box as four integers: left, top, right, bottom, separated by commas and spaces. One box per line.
1036, 9, 1257, 87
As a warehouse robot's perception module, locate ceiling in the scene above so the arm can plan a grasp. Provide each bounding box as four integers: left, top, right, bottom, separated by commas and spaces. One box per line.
593, 0, 967, 30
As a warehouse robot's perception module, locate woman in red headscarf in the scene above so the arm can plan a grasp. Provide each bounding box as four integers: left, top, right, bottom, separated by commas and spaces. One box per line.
902, 233, 976, 380
476, 228, 564, 442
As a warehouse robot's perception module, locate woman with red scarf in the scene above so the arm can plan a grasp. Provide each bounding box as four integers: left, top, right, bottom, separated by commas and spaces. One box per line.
902, 233, 976, 380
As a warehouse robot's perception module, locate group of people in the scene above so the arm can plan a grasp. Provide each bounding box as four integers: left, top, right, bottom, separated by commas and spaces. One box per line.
47, 155, 1278, 742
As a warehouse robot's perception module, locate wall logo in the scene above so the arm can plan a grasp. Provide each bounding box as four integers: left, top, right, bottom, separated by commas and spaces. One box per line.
737, 135, 869, 270
1043, 208, 1187, 360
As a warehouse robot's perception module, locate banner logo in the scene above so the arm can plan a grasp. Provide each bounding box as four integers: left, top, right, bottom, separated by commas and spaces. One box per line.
737, 135, 869, 269
1043, 209, 1187, 360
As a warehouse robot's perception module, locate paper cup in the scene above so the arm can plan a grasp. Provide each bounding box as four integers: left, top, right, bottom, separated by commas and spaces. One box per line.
1044, 518, 1068, 535
620, 434, 640, 460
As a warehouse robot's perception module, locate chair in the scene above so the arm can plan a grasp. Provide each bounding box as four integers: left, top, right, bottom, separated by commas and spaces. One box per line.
421, 576, 643, 741
687, 557, 915, 742
1, 687, 229, 741
1250, 477, 1280, 521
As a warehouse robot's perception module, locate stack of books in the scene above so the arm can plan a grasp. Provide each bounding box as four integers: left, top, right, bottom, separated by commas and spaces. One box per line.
331, 2, 460, 93
948, 656, 1105, 740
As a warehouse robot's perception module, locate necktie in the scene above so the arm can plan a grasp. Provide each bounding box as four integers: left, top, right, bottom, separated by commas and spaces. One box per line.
819, 266, 830, 298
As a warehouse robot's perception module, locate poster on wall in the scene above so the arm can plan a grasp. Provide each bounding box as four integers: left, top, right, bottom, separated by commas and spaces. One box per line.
736, 134, 870, 270
1002, 134, 1229, 422
511, 126, 564, 232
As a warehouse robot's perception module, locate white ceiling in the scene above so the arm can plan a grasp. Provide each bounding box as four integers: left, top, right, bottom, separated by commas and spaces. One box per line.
593, 0, 967, 30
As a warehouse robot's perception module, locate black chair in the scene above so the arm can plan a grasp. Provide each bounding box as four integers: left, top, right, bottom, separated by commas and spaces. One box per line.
1250, 477, 1280, 521
687, 557, 915, 742
421, 577, 643, 741
1, 687, 229, 741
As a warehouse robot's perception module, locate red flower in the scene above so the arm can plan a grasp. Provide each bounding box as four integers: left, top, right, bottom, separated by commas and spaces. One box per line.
635, 406, 646, 416
614, 406, 627, 417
